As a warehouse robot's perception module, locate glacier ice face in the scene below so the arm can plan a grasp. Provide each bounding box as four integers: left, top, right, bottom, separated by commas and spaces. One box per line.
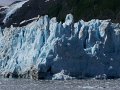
0, 14, 120, 79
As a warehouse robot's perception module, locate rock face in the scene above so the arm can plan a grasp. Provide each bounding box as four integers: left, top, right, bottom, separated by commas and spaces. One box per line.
0, 14, 120, 79
1, 0, 120, 27
0, 0, 63, 27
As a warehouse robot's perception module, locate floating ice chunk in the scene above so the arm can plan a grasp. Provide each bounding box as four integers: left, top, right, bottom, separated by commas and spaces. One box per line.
52, 70, 74, 80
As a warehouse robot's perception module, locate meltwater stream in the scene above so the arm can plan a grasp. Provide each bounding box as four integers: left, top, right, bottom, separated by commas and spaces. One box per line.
0, 79, 120, 90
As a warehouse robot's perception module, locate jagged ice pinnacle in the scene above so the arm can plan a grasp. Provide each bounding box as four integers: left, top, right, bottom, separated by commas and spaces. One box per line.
0, 14, 120, 79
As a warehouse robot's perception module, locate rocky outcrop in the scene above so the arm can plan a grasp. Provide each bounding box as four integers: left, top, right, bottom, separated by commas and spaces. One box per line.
1, 0, 120, 27
0, 14, 120, 79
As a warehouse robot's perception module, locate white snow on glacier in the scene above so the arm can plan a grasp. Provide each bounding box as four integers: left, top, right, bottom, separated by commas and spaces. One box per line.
0, 14, 120, 79
3, 0, 28, 24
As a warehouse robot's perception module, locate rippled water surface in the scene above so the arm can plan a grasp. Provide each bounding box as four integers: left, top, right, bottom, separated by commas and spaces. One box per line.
0, 79, 120, 90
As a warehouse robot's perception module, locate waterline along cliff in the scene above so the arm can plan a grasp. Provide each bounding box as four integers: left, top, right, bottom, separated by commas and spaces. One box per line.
0, 14, 120, 80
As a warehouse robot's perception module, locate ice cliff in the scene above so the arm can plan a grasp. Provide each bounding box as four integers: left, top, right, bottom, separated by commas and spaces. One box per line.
0, 14, 120, 79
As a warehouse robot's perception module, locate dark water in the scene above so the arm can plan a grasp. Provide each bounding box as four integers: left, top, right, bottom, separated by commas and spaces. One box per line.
0, 79, 120, 90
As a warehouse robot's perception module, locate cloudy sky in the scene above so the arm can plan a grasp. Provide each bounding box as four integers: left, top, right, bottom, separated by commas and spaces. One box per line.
0, 0, 24, 6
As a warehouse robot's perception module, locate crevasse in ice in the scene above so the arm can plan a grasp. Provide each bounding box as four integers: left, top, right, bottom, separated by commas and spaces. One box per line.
0, 14, 120, 79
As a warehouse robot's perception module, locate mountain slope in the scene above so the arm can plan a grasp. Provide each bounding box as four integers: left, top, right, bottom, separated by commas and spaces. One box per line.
1, 0, 120, 27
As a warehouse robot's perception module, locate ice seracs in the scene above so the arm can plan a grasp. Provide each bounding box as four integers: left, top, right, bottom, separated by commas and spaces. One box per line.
0, 14, 120, 79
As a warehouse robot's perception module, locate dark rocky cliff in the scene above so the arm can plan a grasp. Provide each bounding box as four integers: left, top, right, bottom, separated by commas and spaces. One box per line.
1, 0, 120, 27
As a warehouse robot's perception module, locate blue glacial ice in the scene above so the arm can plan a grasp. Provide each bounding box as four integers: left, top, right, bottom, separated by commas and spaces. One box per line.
0, 14, 120, 79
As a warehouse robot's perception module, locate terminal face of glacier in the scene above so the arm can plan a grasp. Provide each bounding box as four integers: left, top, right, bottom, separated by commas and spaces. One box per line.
0, 14, 120, 79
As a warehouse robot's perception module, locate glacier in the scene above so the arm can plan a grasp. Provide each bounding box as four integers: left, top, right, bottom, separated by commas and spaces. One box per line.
0, 14, 120, 80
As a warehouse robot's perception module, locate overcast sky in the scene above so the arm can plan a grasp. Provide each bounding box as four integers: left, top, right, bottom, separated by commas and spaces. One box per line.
0, 0, 24, 6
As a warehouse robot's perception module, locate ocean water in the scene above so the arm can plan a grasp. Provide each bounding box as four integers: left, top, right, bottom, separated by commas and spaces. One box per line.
0, 79, 120, 90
